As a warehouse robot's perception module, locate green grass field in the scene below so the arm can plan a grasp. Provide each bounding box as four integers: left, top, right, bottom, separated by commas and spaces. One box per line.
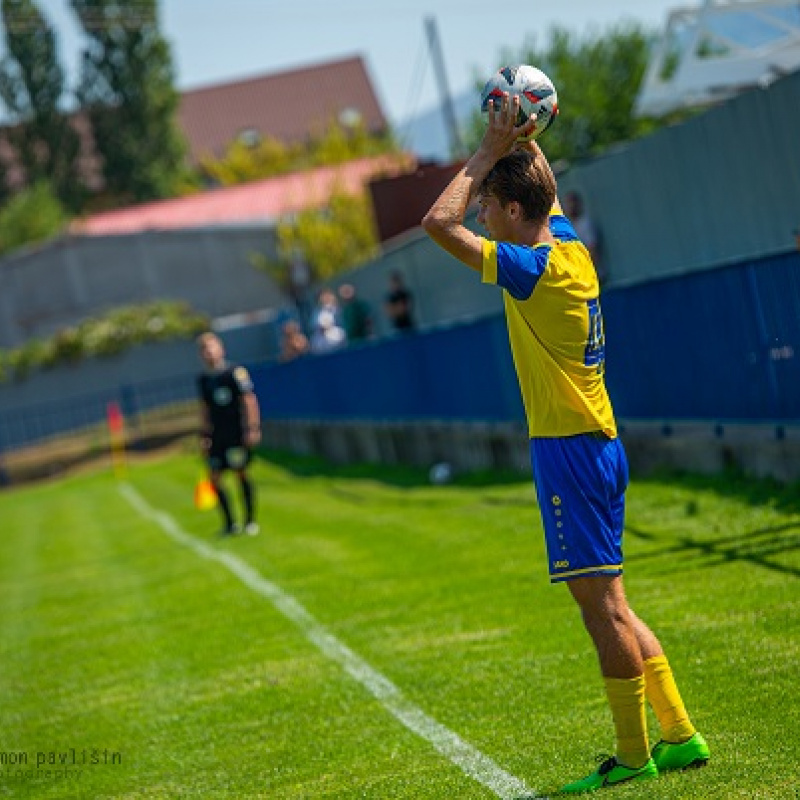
2, 449, 799, 799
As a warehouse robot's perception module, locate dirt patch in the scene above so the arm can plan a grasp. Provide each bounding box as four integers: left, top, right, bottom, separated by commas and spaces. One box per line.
0, 408, 199, 488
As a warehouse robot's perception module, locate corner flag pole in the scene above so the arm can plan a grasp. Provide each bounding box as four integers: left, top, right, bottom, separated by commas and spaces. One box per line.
106, 401, 127, 479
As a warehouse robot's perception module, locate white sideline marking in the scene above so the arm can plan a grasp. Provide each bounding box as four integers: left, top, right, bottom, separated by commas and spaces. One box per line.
120, 483, 541, 799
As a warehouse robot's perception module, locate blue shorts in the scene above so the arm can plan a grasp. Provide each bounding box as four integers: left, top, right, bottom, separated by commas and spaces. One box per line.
530, 432, 629, 583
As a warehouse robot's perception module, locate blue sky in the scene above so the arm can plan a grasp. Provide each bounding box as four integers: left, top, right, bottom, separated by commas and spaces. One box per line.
28, 0, 682, 126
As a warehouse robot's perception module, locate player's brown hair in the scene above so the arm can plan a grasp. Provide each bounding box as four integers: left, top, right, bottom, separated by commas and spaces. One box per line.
479, 149, 556, 225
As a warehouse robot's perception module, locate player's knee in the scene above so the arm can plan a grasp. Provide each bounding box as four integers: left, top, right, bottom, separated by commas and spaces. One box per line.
568, 575, 628, 614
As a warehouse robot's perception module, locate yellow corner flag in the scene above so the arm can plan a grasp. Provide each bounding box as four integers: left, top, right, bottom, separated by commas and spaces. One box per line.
194, 477, 218, 511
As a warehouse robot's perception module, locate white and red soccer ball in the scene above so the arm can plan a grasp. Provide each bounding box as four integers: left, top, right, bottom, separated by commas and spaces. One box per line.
480, 65, 559, 140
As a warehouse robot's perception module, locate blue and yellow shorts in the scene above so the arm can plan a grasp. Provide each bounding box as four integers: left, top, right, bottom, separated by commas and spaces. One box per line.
530, 432, 629, 583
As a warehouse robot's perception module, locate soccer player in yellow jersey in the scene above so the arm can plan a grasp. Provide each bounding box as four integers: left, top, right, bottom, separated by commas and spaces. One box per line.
422, 92, 709, 793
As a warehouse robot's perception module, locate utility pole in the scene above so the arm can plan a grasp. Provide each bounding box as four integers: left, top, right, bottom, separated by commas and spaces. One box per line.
424, 15, 464, 160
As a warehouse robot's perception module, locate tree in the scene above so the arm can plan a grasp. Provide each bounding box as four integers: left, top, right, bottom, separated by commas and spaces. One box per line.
200, 135, 298, 187
0, 0, 84, 209
266, 185, 379, 285
0, 180, 67, 256
71, 0, 187, 203
199, 118, 399, 188
466, 23, 662, 165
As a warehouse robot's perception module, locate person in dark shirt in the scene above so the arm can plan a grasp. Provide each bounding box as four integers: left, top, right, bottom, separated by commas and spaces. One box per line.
384, 271, 415, 332
197, 332, 261, 536
338, 283, 373, 342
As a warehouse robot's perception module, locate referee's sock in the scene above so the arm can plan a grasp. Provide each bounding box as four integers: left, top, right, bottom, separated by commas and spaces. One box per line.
240, 474, 255, 523
216, 485, 234, 531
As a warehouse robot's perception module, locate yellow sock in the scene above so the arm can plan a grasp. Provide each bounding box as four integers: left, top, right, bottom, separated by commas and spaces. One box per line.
643, 655, 696, 743
604, 675, 649, 769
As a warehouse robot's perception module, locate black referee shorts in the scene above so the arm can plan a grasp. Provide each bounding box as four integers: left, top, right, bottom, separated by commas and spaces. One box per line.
208, 439, 252, 472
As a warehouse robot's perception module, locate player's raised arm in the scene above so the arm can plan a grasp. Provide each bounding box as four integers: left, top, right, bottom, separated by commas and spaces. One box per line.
422, 93, 536, 271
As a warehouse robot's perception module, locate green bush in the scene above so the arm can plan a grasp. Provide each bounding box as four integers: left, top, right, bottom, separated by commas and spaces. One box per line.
0, 301, 209, 384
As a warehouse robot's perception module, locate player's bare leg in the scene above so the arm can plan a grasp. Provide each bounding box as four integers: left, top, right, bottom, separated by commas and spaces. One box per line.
559, 575, 657, 793
628, 610, 710, 771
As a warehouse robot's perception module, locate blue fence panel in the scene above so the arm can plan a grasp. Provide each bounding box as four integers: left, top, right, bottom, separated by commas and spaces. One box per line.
2, 250, 798, 458
251, 315, 525, 423
0, 372, 198, 452
255, 251, 800, 427
750, 252, 800, 418
604, 251, 800, 420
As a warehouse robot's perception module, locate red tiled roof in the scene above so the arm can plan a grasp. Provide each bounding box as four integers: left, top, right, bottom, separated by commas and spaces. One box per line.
71, 155, 410, 236
0, 55, 389, 192
179, 55, 388, 163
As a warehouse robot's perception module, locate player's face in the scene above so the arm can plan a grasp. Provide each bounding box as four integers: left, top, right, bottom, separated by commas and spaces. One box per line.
199, 337, 225, 369
477, 193, 513, 241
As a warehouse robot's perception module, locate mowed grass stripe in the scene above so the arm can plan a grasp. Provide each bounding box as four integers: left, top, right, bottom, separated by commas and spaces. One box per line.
2, 452, 800, 798
120, 482, 540, 800
1, 467, 520, 799
0, 472, 468, 798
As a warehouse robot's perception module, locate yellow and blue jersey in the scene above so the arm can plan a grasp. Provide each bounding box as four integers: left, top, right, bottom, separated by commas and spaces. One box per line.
481, 203, 617, 439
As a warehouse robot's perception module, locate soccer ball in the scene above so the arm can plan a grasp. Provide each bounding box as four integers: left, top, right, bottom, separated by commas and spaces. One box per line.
429, 462, 453, 485
480, 65, 558, 140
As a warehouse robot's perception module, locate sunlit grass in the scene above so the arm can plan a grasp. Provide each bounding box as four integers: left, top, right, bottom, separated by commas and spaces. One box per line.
1, 451, 798, 798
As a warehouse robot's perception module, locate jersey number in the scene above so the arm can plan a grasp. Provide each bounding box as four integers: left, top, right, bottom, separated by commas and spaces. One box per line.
584, 298, 606, 373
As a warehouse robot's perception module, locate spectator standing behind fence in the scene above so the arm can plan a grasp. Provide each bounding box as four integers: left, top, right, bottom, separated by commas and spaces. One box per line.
338, 283, 373, 342
288, 252, 313, 330
384, 270, 415, 332
310, 288, 341, 332
279, 319, 310, 362
197, 332, 261, 537
564, 191, 606, 285
310, 310, 346, 354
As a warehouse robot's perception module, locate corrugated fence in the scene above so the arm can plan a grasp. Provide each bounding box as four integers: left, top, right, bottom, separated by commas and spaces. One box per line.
253, 249, 800, 425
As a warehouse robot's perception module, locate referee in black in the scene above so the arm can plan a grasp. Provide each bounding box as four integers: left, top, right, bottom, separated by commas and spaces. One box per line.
197, 332, 261, 535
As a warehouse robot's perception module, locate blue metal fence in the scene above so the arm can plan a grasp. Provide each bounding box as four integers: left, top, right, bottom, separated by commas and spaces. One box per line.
250, 315, 524, 423
2, 248, 798, 458
604, 250, 800, 420
253, 249, 800, 425
0, 371, 198, 453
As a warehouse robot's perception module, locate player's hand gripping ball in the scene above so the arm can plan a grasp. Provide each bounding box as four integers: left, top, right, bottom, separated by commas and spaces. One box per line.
480, 64, 558, 141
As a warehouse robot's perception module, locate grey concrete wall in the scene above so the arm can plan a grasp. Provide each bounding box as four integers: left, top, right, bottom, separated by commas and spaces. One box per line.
0, 339, 198, 411
0, 324, 274, 420
555, 70, 800, 287
0, 225, 289, 347
320, 213, 501, 337
3, 71, 798, 352
262, 419, 531, 474
262, 418, 800, 484
313, 72, 800, 330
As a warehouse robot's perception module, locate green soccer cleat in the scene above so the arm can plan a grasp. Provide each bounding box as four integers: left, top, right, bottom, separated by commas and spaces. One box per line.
559, 756, 658, 794
559, 755, 658, 794
651, 732, 710, 772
